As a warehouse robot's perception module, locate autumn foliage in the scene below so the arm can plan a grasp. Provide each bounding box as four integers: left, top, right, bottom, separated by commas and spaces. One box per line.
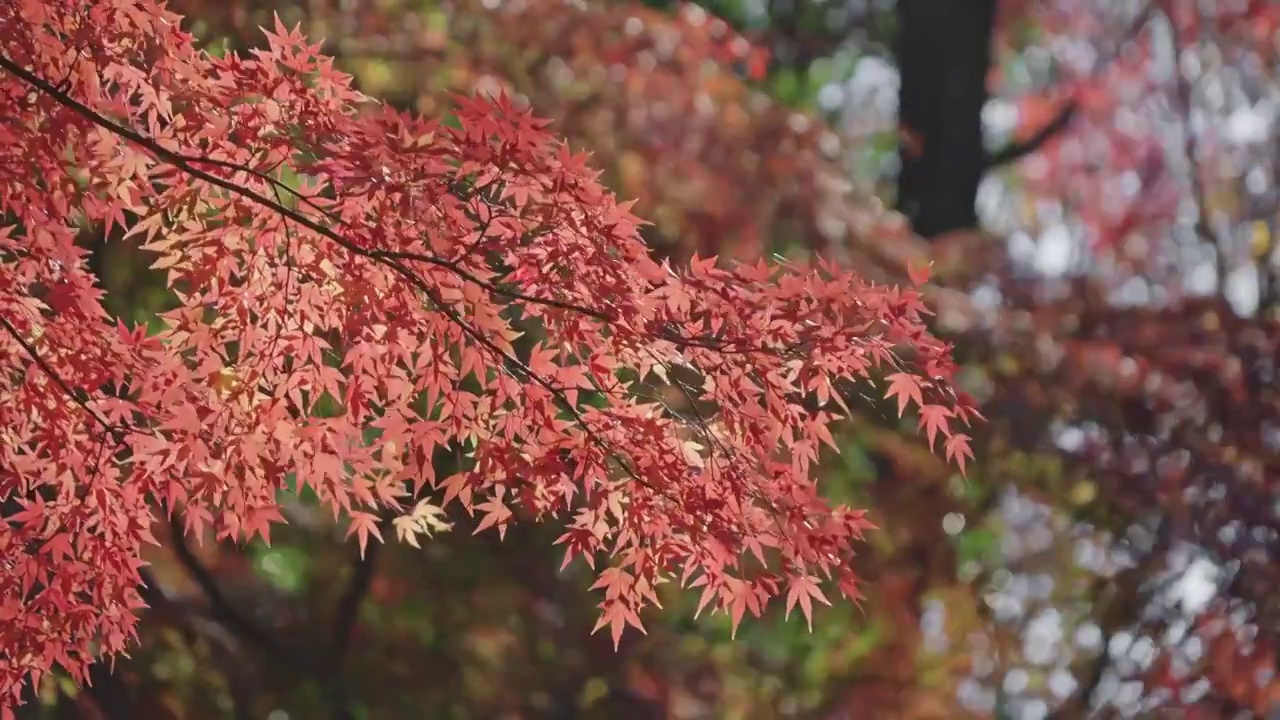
0, 0, 978, 708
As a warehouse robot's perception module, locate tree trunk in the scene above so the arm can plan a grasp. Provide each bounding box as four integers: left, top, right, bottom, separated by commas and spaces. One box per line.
893, 0, 998, 240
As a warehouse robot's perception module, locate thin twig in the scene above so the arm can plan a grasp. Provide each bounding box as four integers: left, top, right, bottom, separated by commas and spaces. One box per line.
1165, 8, 1228, 295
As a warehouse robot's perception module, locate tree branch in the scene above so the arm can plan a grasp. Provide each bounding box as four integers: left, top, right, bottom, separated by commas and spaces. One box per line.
329, 530, 381, 671
83, 662, 136, 720
0, 52, 799, 509
1, 53, 743, 512
166, 515, 318, 675
319, 534, 384, 720
0, 51, 810, 365
1164, 6, 1225, 288
982, 2, 1156, 171
983, 102, 1078, 170
0, 314, 128, 444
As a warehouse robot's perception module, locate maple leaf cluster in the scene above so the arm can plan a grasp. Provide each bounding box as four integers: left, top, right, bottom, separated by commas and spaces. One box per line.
0, 0, 978, 707
196, 0, 888, 265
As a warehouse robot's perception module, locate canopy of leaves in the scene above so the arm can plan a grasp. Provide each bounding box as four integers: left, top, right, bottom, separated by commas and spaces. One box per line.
4, 0, 1278, 717
0, 0, 975, 709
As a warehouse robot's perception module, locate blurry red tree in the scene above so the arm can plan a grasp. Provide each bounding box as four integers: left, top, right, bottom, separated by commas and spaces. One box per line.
0, 0, 977, 711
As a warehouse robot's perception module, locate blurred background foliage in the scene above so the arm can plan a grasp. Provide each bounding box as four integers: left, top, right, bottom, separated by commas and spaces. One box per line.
25, 0, 1280, 718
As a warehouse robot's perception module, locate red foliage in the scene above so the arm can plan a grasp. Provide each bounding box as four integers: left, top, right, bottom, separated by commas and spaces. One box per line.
0, 0, 975, 707
999, 0, 1279, 252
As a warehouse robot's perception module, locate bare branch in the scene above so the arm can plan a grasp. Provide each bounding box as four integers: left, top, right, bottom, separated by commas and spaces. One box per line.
983, 3, 1157, 171
83, 663, 135, 720
329, 525, 382, 670
1164, 6, 1226, 290
166, 515, 318, 675
983, 102, 1078, 170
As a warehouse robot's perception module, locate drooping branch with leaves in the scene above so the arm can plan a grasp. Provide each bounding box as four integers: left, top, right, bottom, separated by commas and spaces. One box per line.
0, 0, 980, 709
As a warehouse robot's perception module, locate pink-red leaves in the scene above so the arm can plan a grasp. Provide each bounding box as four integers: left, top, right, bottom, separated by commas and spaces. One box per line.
784, 574, 831, 631
0, 0, 981, 708
472, 493, 514, 539
590, 568, 648, 648
918, 404, 954, 451
345, 512, 384, 559
944, 434, 975, 477
906, 259, 933, 287
885, 372, 926, 417
726, 578, 761, 639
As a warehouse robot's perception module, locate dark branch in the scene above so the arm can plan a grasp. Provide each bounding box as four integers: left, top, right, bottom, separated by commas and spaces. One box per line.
329, 532, 381, 669
83, 663, 135, 720
983, 102, 1078, 170
0, 53, 720, 505
166, 515, 318, 675
74, 568, 256, 720
139, 568, 260, 720
166, 515, 365, 719
0, 51, 812, 363
1165, 6, 1223, 284
0, 315, 127, 443
319, 530, 385, 720
1045, 626, 1111, 720
982, 3, 1156, 171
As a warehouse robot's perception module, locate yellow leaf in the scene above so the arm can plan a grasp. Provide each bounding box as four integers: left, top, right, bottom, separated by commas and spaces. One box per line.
650, 360, 669, 384
680, 440, 705, 468
1251, 220, 1272, 258
1069, 480, 1097, 506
